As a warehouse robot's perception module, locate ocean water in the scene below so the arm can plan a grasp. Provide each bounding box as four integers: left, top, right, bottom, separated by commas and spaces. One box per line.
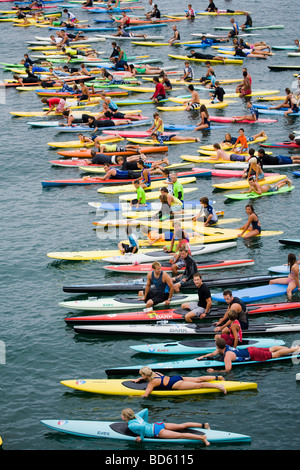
0, 0, 300, 453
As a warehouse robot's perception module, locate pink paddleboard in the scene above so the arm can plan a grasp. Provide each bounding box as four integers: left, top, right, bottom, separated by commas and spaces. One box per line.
102, 131, 177, 138
210, 116, 277, 123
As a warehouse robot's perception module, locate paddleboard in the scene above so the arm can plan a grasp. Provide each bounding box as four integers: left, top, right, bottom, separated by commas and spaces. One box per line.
100, 242, 237, 264
97, 177, 196, 194
225, 185, 294, 200
101, 259, 254, 274
130, 338, 286, 355
59, 293, 200, 311
278, 239, 300, 247
118, 187, 197, 201
212, 175, 287, 190
212, 284, 298, 302
73, 322, 300, 336
60, 378, 257, 396
168, 54, 243, 65
106, 352, 300, 376
268, 265, 290, 274
41, 418, 252, 443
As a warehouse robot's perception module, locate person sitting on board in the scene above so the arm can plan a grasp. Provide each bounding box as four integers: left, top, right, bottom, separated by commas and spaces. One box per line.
181, 272, 212, 320
269, 253, 299, 301
150, 77, 166, 103
237, 204, 262, 239
242, 150, 265, 180
196, 337, 300, 373
214, 309, 243, 348
180, 61, 194, 81
121, 407, 212, 444
172, 247, 199, 293
199, 61, 217, 87
195, 104, 211, 130
130, 179, 147, 208
118, 226, 139, 254
137, 261, 174, 309
227, 18, 239, 38
231, 101, 259, 122
184, 85, 201, 111
163, 221, 191, 273
214, 289, 249, 331
168, 24, 181, 44
160, 186, 183, 212
241, 12, 252, 30
130, 366, 226, 397
210, 81, 226, 102
186, 4, 196, 19
192, 196, 218, 226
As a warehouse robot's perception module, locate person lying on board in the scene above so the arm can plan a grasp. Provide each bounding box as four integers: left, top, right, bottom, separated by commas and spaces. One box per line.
196, 337, 300, 372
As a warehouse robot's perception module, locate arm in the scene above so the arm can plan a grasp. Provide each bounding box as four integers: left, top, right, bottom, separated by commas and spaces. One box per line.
163, 273, 174, 304
142, 273, 152, 301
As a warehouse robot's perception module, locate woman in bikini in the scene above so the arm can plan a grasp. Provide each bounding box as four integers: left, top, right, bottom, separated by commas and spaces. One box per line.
269, 253, 299, 300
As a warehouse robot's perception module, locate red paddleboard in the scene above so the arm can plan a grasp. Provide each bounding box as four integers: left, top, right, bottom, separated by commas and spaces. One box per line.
56, 146, 169, 157
49, 158, 155, 168
207, 169, 277, 178
103, 259, 255, 274
42, 169, 209, 186
261, 142, 300, 148
64, 302, 300, 324
210, 116, 277, 123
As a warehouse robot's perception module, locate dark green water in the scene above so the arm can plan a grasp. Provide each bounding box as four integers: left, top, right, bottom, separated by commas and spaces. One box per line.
1, 0, 300, 453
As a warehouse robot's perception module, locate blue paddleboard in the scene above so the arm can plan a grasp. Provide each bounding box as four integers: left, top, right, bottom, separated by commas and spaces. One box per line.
211, 284, 298, 302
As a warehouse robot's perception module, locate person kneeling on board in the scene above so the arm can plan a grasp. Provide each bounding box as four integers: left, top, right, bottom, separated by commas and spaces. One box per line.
214, 289, 249, 331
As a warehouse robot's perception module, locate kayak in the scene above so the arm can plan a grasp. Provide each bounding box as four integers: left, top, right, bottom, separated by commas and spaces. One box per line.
225, 185, 295, 200
101, 259, 255, 274
130, 337, 285, 355
278, 239, 300, 247
73, 322, 300, 336
97, 177, 196, 194
105, 351, 300, 376
212, 175, 287, 190
65, 274, 284, 295
168, 54, 243, 65
41, 418, 252, 444
100, 242, 237, 264
212, 284, 298, 303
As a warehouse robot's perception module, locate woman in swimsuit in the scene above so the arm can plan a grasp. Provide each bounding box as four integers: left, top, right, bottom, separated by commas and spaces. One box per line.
238, 204, 261, 238
131, 366, 226, 397
195, 104, 211, 130
269, 253, 299, 300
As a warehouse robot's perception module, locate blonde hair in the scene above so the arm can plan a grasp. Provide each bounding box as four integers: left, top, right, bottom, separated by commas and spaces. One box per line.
122, 408, 136, 420
139, 366, 156, 381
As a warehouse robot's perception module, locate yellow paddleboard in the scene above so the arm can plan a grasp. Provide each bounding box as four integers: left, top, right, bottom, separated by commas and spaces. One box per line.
61, 379, 257, 396
168, 54, 243, 65
47, 137, 123, 149
199, 136, 268, 150
98, 177, 196, 194
47, 247, 160, 261
212, 175, 287, 190
182, 221, 283, 238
